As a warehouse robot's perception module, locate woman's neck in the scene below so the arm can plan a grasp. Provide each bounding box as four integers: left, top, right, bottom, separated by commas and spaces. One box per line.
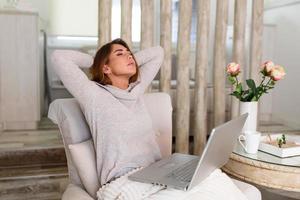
111, 78, 129, 90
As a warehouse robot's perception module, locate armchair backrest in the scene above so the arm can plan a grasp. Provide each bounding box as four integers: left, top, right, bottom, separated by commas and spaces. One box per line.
48, 98, 90, 186
48, 92, 173, 188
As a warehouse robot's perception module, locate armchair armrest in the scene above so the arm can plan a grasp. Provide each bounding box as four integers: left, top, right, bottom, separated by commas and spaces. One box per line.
232, 179, 261, 200
62, 184, 94, 200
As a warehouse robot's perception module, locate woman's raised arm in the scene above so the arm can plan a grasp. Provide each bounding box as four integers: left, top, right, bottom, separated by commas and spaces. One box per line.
51, 50, 95, 104
134, 46, 164, 92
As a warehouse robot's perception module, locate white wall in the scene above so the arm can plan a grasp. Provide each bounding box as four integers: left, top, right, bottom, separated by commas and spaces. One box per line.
8, 0, 143, 40
48, 0, 98, 36
0, 0, 50, 30
2, 0, 298, 127
264, 3, 300, 128
0, 0, 98, 36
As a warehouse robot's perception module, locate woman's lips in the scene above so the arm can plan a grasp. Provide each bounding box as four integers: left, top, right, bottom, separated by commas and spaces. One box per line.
127, 62, 134, 67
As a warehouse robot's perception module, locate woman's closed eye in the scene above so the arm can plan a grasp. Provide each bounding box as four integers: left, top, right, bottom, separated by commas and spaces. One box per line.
116, 52, 132, 56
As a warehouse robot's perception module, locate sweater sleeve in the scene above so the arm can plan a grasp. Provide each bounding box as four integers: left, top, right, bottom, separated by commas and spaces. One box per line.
51, 50, 96, 105
134, 46, 164, 92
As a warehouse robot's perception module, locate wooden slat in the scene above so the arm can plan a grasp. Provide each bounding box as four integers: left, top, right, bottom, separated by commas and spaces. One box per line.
98, 0, 111, 48
250, 0, 264, 83
159, 0, 172, 94
175, 0, 192, 154
231, 0, 247, 119
213, 0, 228, 128
193, 0, 211, 155
121, 0, 133, 49
140, 0, 154, 50
140, 0, 154, 92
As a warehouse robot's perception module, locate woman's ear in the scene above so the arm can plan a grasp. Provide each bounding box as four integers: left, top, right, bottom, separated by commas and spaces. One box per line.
103, 64, 111, 74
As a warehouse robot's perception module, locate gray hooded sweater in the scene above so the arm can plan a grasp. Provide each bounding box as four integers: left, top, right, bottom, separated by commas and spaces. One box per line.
51, 46, 164, 185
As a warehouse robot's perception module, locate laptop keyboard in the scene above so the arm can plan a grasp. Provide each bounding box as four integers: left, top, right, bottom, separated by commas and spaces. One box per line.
167, 158, 199, 182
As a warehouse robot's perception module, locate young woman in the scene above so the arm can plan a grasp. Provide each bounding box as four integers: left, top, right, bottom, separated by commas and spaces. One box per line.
52, 39, 163, 185
52, 39, 249, 200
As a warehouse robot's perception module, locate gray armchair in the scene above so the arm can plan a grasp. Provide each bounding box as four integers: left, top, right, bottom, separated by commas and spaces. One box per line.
48, 92, 261, 200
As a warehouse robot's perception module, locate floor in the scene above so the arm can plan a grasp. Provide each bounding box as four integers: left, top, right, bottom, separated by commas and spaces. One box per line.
0, 119, 67, 200
0, 118, 299, 200
261, 188, 299, 200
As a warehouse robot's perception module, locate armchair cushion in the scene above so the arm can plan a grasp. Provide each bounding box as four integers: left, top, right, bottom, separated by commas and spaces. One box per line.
48, 98, 92, 185
142, 93, 172, 158
69, 139, 100, 198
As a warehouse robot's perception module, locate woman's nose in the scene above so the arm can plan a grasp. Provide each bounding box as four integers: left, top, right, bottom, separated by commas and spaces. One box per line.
128, 54, 133, 59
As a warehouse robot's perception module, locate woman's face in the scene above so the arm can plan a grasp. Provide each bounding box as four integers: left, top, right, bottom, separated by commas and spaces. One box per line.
103, 44, 137, 78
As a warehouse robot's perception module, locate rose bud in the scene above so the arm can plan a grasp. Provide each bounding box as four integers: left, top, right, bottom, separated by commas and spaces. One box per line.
262, 61, 275, 74
226, 62, 241, 76
270, 65, 286, 81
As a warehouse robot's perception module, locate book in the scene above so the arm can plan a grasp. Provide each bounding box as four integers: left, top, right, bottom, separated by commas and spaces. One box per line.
259, 134, 300, 158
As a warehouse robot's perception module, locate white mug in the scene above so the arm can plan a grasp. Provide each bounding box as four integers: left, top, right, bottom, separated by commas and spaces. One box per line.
238, 131, 261, 154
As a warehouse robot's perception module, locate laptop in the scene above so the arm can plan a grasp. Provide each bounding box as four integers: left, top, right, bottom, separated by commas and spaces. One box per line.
128, 113, 248, 191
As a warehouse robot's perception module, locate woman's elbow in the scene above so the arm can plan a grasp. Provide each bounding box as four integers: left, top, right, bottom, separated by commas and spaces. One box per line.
51, 50, 63, 64
154, 46, 164, 60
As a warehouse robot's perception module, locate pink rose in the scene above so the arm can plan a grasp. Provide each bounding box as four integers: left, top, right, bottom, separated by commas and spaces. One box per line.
226, 62, 240, 76
262, 61, 275, 74
270, 65, 286, 81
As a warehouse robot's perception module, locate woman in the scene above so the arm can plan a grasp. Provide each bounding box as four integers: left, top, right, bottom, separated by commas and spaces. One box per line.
52, 39, 248, 200
52, 38, 163, 185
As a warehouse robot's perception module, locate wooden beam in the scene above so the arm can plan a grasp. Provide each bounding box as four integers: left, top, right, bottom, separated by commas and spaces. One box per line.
121, 0, 133, 49
160, 0, 172, 94
250, 0, 264, 83
175, 0, 192, 154
193, 0, 211, 155
231, 0, 247, 119
213, 0, 228, 129
140, 0, 155, 92
98, 0, 112, 48
140, 0, 154, 49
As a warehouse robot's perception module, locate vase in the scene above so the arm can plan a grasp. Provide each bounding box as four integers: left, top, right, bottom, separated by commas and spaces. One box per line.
239, 101, 258, 134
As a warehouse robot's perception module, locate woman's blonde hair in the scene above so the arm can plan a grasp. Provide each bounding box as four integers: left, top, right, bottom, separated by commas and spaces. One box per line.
89, 38, 139, 85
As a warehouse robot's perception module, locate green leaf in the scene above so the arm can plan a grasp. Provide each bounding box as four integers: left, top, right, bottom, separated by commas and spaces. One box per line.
247, 93, 255, 101
246, 79, 258, 99
256, 86, 263, 94
241, 89, 255, 101
282, 134, 286, 144
255, 86, 264, 101
270, 80, 275, 86
228, 76, 236, 85
252, 96, 259, 101
231, 91, 242, 100
236, 83, 243, 93
261, 70, 267, 76
246, 79, 257, 92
